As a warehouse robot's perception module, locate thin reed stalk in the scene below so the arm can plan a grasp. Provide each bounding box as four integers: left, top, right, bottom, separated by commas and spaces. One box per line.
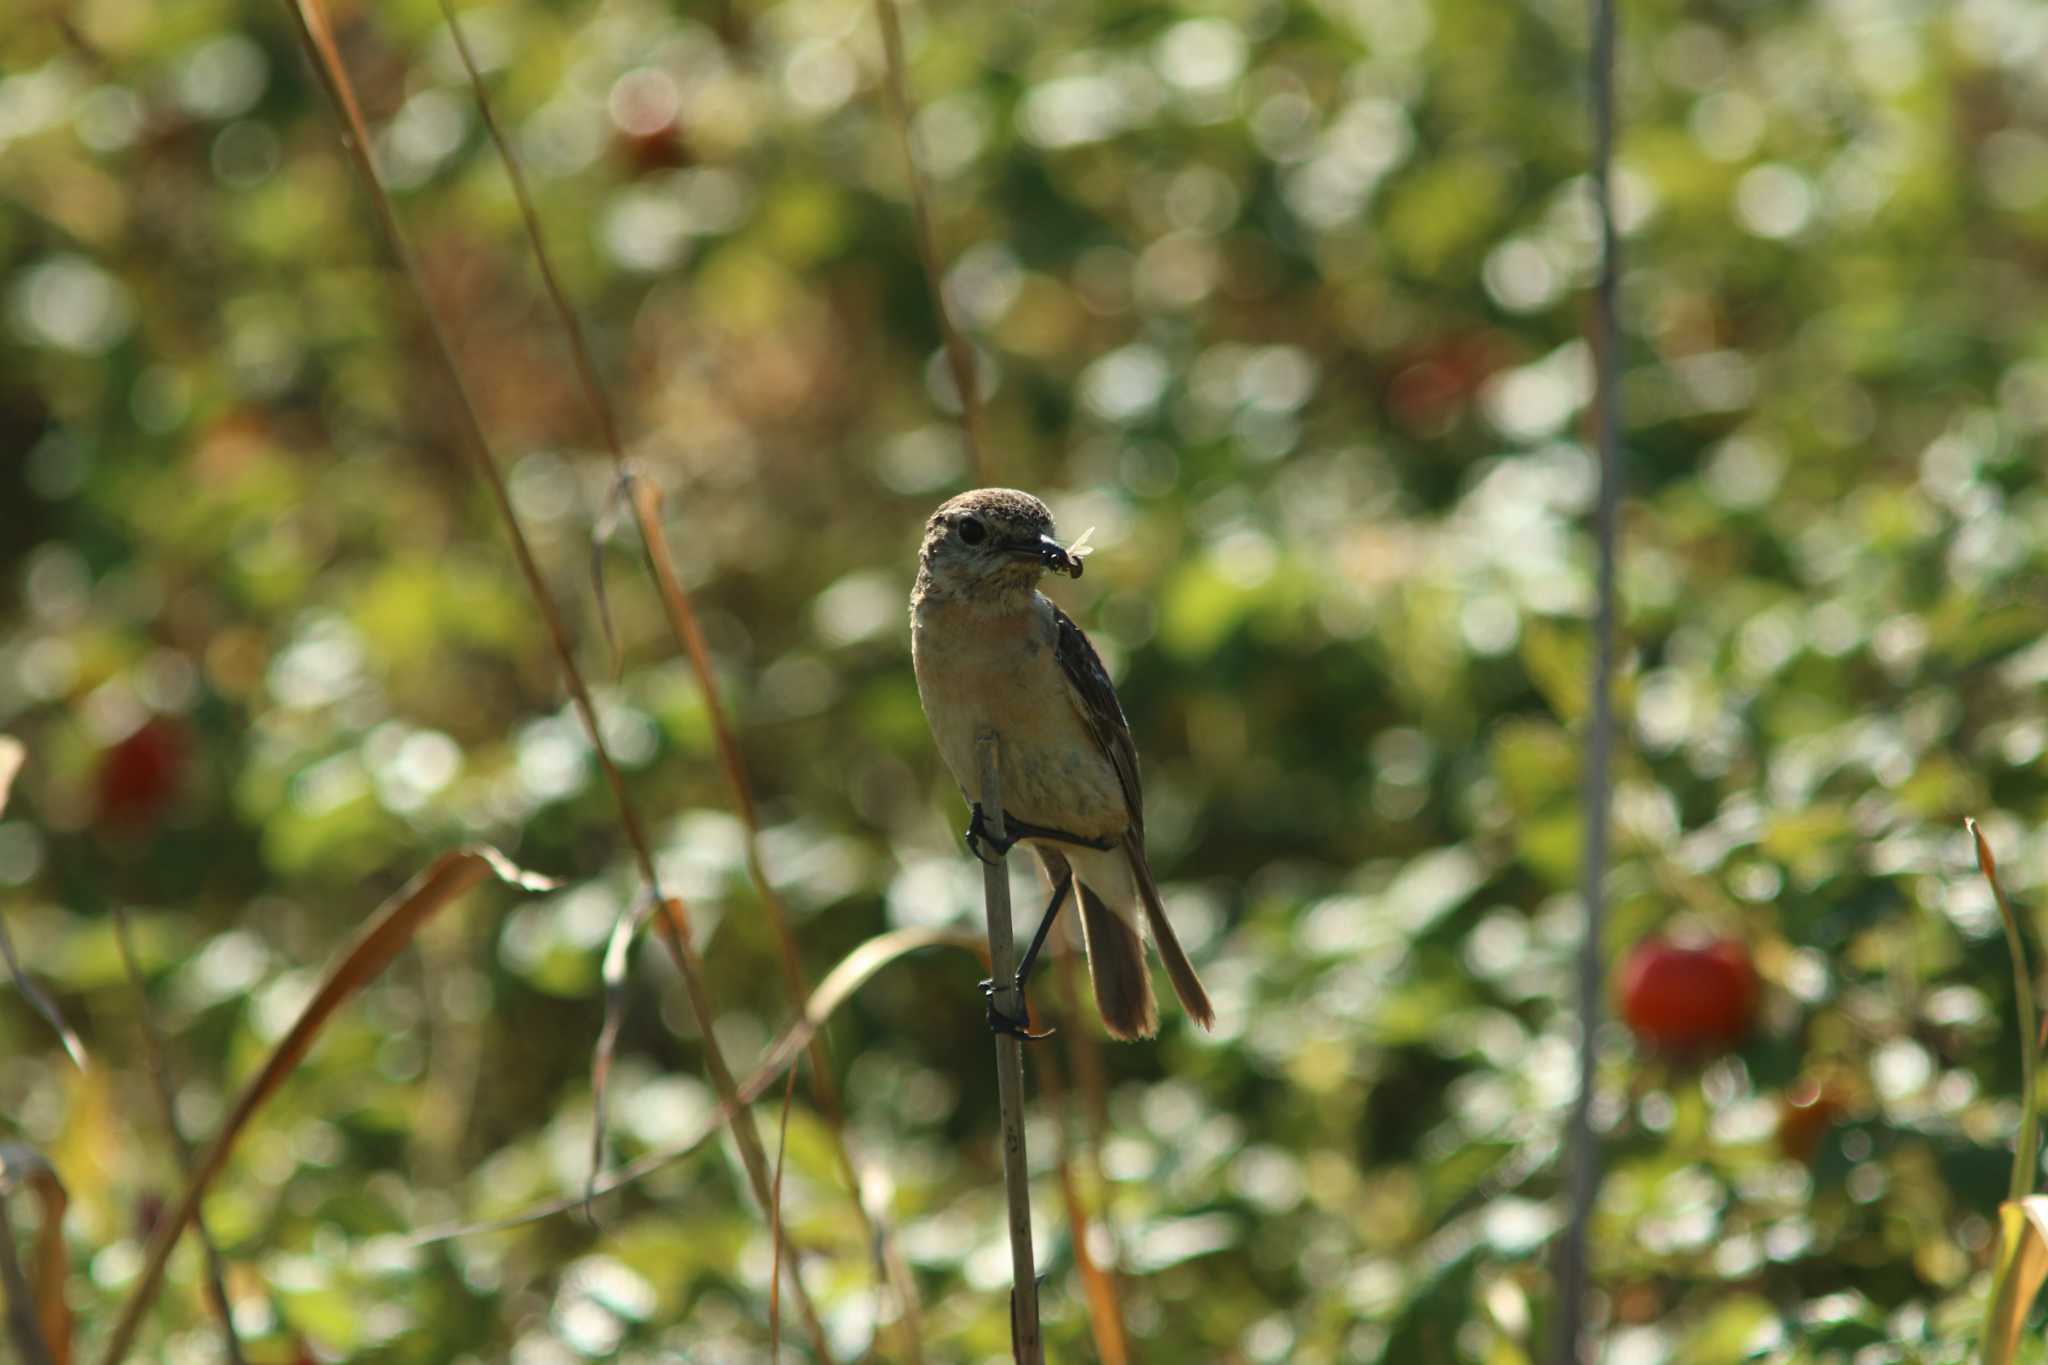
430, 2, 920, 1348
975, 734, 1043, 1365
1553, 0, 1623, 1352
1035, 1001, 1128, 1365
268, 2, 835, 1357
1053, 936, 1129, 1359
872, 0, 993, 485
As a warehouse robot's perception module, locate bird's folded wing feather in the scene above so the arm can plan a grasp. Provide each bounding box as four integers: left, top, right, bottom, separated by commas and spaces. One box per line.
1050, 601, 1144, 837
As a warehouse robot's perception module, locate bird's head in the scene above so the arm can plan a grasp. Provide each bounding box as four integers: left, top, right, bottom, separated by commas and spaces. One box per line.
917, 488, 1084, 602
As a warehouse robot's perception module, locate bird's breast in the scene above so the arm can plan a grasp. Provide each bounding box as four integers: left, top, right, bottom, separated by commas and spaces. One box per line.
912, 597, 1127, 838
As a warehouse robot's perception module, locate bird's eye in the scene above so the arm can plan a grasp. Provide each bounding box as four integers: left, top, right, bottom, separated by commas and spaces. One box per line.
958, 517, 987, 545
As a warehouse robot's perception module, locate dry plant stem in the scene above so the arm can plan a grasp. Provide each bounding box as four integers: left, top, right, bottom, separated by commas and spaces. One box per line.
0, 1220, 54, 1365
873, 0, 993, 485
1034, 1006, 1128, 1365
646, 903, 834, 1363
1056, 935, 1117, 1182
627, 481, 852, 1127
0, 909, 81, 1070
434, 7, 907, 1346
0, 1146, 70, 1365
1054, 938, 1129, 1358
976, 735, 1045, 1365
1553, 0, 1623, 1353
276, 3, 835, 1358
109, 909, 247, 1365
628, 484, 929, 1351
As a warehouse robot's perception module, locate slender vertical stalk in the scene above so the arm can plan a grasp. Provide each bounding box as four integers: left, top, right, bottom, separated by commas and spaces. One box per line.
268, 4, 836, 1357
1553, 0, 1622, 1355
873, 0, 993, 485
976, 733, 1043, 1365
1037, 1005, 1129, 1365
430, 3, 913, 1347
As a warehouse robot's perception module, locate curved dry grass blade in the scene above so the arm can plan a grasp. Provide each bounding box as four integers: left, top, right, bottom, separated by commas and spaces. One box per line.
1974, 819, 2042, 1205
1984, 1194, 2048, 1365
0, 1143, 72, 1365
872, 0, 991, 483
94, 847, 554, 1365
110, 911, 246, 1365
405, 925, 983, 1244
0, 740, 86, 1071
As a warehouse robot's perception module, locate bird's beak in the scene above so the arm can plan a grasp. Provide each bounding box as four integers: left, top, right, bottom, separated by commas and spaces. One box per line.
1008, 533, 1083, 579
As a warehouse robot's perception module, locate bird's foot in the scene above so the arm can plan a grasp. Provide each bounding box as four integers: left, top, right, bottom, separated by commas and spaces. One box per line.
980, 978, 1055, 1041
965, 804, 1015, 865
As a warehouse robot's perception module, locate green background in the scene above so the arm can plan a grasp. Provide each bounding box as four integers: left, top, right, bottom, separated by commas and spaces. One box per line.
3, 0, 2047, 1357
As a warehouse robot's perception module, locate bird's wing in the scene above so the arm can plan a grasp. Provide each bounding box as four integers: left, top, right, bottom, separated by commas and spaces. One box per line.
1050, 600, 1144, 837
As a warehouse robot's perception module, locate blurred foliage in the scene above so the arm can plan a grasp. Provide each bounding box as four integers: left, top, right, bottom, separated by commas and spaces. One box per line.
5, 0, 2048, 1358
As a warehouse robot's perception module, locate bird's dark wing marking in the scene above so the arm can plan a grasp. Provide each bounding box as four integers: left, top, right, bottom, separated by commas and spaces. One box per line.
1050, 601, 1144, 836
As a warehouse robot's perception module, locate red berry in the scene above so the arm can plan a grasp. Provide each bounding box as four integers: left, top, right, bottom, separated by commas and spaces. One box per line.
1616, 935, 1757, 1054
95, 719, 187, 829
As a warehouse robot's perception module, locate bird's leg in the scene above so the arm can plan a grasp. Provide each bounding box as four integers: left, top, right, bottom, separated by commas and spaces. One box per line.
981, 869, 1072, 1041
968, 805, 1119, 862
994, 813, 1120, 853
1013, 869, 1071, 993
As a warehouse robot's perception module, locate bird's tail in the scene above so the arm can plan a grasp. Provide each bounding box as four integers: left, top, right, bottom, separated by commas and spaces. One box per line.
1077, 881, 1159, 1041
1125, 836, 1215, 1032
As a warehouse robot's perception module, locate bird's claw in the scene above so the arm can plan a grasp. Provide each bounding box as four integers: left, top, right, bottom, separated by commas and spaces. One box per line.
980, 978, 1055, 1041
966, 804, 1014, 865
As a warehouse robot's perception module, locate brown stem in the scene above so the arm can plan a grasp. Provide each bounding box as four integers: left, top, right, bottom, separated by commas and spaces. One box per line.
976, 734, 1043, 1364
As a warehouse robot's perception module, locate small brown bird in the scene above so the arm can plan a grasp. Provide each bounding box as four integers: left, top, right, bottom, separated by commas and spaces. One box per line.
910, 488, 1214, 1040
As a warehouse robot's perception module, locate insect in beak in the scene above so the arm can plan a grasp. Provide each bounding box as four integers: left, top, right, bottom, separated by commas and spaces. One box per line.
1006, 527, 1094, 579
1036, 533, 1081, 578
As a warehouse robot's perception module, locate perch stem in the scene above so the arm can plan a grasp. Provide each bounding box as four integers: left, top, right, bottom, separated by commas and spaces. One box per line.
977, 734, 1044, 1365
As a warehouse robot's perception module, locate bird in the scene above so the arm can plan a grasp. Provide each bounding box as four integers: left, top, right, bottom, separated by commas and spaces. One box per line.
909, 487, 1214, 1041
